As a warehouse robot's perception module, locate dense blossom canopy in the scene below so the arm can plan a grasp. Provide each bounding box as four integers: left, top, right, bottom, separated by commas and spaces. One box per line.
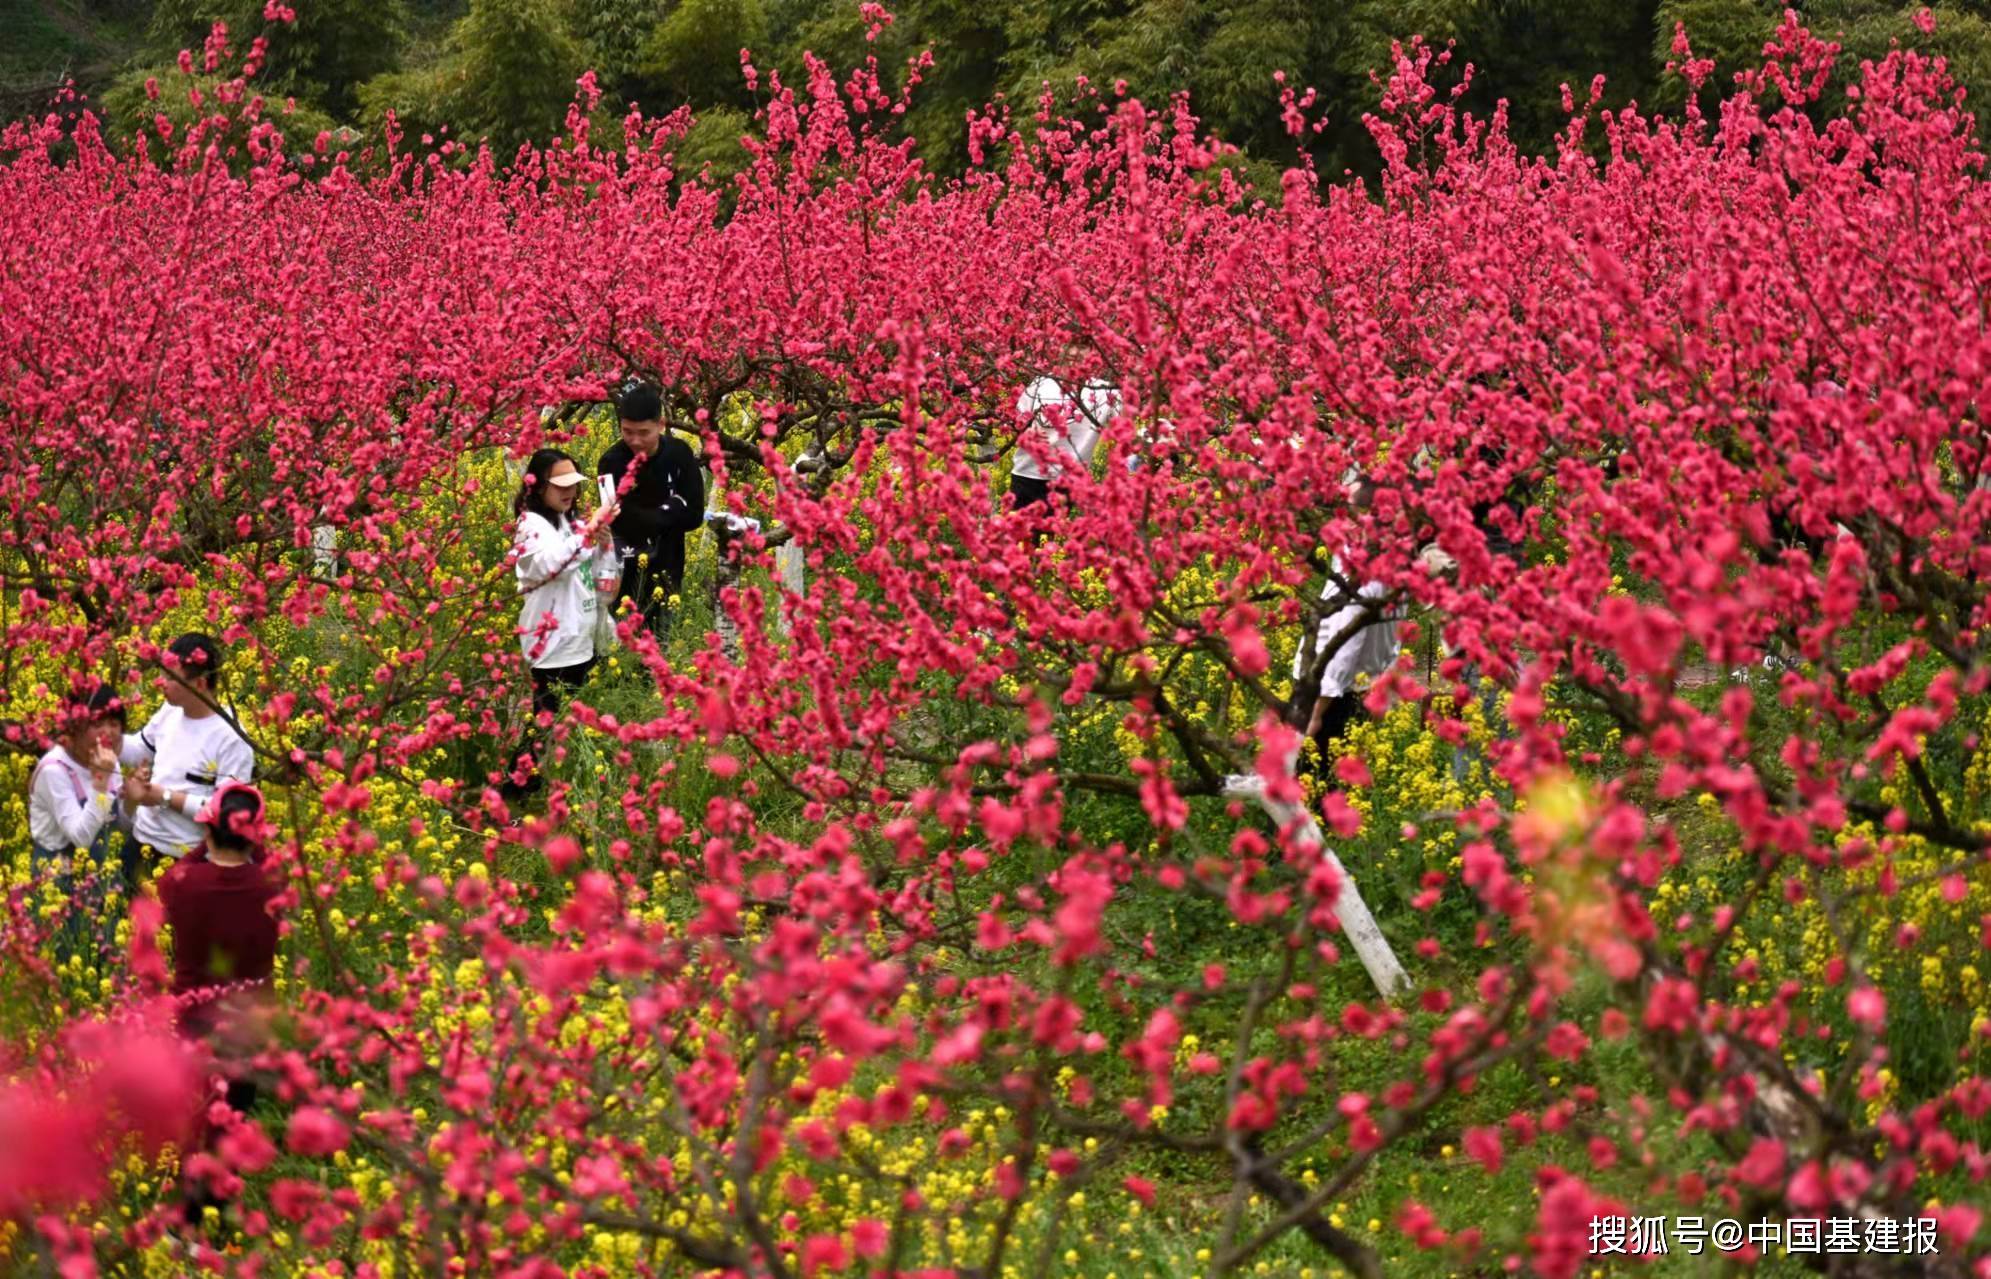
1, 10, 1990, 1278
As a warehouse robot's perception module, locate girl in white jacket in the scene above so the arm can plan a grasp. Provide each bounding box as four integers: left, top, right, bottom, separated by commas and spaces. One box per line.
28, 685, 129, 957
504, 448, 616, 800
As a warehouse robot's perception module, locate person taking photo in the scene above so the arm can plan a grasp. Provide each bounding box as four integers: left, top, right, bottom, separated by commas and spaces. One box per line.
505, 447, 615, 800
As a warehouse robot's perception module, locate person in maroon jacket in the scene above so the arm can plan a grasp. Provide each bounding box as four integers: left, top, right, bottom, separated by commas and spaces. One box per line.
161, 781, 279, 1039
160, 780, 279, 1229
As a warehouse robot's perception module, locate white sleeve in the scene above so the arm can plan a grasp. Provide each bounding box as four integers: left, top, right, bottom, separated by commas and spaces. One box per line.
1316, 605, 1362, 697
1016, 381, 1050, 420
120, 707, 170, 767
1042, 392, 1078, 456
1294, 574, 1336, 683
214, 723, 256, 784
1014, 386, 1040, 441
1025, 380, 1069, 433
35, 759, 114, 850
1317, 581, 1398, 696
1068, 417, 1102, 465
514, 516, 579, 585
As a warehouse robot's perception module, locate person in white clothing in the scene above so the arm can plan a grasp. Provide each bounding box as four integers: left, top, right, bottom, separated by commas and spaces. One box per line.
1292, 478, 1402, 770
30, 686, 126, 859
29, 685, 129, 956
503, 448, 616, 801
119, 632, 256, 868
1009, 375, 1122, 513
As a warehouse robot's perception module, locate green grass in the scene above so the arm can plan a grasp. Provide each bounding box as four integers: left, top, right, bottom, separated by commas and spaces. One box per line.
0, 0, 141, 87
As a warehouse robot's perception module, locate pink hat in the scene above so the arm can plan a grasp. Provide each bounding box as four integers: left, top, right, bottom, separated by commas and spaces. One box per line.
194, 779, 267, 838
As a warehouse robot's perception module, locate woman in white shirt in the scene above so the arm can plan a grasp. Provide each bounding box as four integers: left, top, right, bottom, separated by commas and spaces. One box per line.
503, 448, 615, 801
1293, 567, 1402, 751
1292, 478, 1403, 770
29, 685, 128, 957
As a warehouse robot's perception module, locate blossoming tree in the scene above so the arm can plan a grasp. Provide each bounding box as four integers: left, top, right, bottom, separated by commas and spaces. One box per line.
1, 9, 1989, 1278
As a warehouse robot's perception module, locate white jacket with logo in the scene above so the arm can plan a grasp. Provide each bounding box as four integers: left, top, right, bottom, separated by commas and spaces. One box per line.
514, 511, 597, 670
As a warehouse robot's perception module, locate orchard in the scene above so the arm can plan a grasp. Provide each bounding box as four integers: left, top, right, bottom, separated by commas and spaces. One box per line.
2, 6, 1990, 1278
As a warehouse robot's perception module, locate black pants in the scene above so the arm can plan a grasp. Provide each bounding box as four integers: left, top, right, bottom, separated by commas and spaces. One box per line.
126, 841, 177, 898
504, 658, 596, 797
1299, 693, 1360, 779
531, 658, 596, 716
1011, 474, 1052, 511
612, 554, 679, 645
1011, 475, 1065, 547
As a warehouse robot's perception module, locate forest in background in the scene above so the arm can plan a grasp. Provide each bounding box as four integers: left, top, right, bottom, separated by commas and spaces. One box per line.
6, 0, 1991, 183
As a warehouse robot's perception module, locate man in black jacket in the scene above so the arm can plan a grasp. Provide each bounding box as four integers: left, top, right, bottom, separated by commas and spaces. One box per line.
600, 381, 705, 643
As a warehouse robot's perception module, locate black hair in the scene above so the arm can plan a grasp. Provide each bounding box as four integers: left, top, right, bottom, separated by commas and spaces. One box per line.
614, 380, 663, 424
203, 787, 265, 855
515, 448, 579, 529
60, 684, 126, 736
167, 633, 222, 689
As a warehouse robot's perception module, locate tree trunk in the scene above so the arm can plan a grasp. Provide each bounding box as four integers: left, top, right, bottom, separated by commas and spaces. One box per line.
774, 541, 805, 639
1222, 768, 1411, 1000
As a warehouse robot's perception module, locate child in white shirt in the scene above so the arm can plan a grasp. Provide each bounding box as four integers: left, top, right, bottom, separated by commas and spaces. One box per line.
30, 686, 125, 859
29, 685, 129, 957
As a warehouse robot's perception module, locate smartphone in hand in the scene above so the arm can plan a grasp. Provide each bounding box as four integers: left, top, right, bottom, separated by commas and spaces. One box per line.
597, 475, 617, 510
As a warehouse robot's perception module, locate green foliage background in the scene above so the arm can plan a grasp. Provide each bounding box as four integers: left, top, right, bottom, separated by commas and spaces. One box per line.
11, 0, 1991, 179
